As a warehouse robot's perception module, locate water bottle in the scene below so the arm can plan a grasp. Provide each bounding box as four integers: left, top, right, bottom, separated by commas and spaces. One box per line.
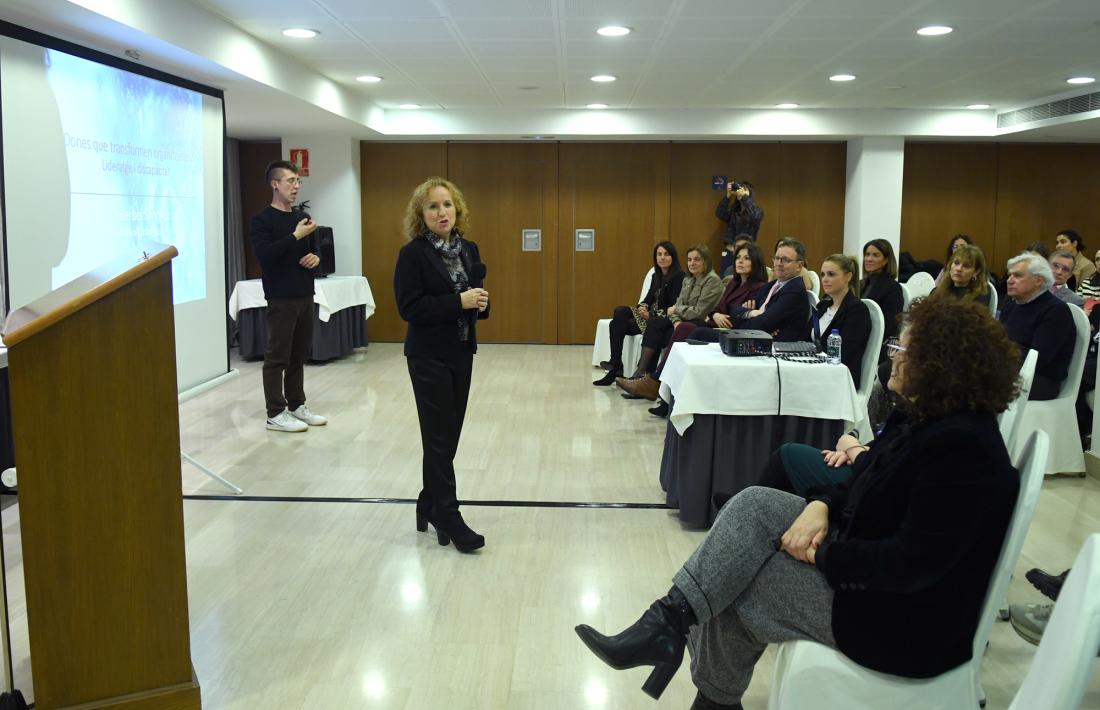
827, 329, 842, 365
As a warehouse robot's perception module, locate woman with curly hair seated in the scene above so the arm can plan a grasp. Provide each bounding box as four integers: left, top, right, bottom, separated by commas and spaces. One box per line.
575, 298, 1021, 709
930, 244, 991, 306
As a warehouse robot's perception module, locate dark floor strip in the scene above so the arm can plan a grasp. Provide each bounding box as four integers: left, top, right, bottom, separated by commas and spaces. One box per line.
182, 494, 670, 509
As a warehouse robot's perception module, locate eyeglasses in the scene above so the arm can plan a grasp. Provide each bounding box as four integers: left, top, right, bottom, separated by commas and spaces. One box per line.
885, 342, 908, 359
773, 256, 800, 265
1050, 262, 1073, 273
280, 177, 304, 186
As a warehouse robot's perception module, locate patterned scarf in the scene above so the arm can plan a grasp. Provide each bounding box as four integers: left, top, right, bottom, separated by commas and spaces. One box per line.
423, 229, 470, 341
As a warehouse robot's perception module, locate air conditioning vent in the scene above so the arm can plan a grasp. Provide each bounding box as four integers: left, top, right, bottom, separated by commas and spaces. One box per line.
998, 91, 1100, 128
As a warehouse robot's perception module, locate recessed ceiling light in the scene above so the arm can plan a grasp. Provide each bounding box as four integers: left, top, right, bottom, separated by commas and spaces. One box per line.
596, 26, 632, 37
775, 103, 799, 109
917, 25, 953, 36
282, 28, 318, 39
590, 74, 617, 83
356, 75, 383, 83
1067, 76, 1096, 85
829, 74, 856, 82
398, 104, 421, 109
967, 103, 991, 110
586, 103, 609, 109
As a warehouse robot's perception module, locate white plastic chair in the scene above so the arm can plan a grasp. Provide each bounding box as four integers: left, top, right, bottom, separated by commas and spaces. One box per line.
591, 267, 654, 370
900, 283, 912, 312
906, 271, 935, 300
847, 299, 885, 440
987, 284, 998, 316
997, 349, 1037, 456
768, 429, 1050, 710
1010, 304, 1090, 474
1007, 533, 1100, 710
805, 269, 821, 296
806, 290, 818, 309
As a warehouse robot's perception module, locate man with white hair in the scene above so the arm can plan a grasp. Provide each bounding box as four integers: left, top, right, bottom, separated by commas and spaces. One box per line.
998, 252, 1076, 400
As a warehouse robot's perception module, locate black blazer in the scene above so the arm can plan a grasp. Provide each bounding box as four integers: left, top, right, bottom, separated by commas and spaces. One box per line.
394, 236, 490, 358
642, 270, 685, 312
729, 277, 810, 342
808, 410, 1018, 679
862, 272, 904, 340
811, 295, 872, 389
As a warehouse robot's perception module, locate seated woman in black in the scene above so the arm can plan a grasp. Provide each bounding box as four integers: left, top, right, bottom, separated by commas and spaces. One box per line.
861, 238, 904, 344
615, 244, 722, 388
813, 254, 871, 389
593, 241, 684, 386
930, 244, 991, 307
575, 298, 1022, 709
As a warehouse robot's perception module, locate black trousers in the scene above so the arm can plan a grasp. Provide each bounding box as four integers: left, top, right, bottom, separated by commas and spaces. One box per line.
263, 296, 314, 418
608, 306, 641, 368
407, 351, 474, 514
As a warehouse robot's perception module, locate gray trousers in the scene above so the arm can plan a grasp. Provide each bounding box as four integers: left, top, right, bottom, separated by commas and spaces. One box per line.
672, 486, 837, 704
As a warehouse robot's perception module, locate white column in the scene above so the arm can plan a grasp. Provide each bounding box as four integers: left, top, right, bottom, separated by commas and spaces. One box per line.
843, 137, 905, 259
281, 135, 362, 276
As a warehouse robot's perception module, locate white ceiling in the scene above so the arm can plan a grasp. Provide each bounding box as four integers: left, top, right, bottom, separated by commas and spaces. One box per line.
193, 0, 1100, 113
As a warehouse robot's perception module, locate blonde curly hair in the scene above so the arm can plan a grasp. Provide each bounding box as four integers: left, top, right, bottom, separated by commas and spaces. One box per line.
402, 177, 471, 240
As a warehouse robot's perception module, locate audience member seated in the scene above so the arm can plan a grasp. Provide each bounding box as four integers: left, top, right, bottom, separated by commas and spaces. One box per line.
1055, 229, 1095, 291
625, 243, 769, 411
995, 241, 1049, 306
933, 233, 974, 285
860, 239, 904, 343
930, 244, 992, 306
1049, 251, 1086, 307
593, 242, 685, 387
999, 252, 1076, 401
615, 244, 721, 395
812, 254, 871, 388
1078, 247, 1100, 303
575, 298, 1021, 710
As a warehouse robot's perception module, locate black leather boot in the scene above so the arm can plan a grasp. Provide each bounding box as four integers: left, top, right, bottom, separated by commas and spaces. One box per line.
428, 509, 484, 552
690, 691, 744, 710
594, 368, 622, 386
574, 586, 696, 699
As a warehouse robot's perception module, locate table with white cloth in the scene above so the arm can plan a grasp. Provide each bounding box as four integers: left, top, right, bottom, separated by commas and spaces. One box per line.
228, 276, 375, 361
658, 342, 861, 527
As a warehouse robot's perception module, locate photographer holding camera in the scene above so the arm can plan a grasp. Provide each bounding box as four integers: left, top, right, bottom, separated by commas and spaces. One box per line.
716, 180, 764, 274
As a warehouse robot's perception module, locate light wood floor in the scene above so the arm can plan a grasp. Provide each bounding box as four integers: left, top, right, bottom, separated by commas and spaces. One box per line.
3, 342, 1099, 709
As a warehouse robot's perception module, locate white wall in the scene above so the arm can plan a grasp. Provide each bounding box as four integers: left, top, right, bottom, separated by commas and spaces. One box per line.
843, 137, 905, 259
280, 136, 362, 277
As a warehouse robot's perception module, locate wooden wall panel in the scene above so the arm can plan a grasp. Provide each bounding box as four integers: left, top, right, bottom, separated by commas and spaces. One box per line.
238, 141, 281, 279
360, 142, 447, 343
777, 142, 847, 266
900, 143, 998, 270
558, 143, 672, 344
447, 143, 558, 343
669, 143, 783, 269
994, 144, 1100, 271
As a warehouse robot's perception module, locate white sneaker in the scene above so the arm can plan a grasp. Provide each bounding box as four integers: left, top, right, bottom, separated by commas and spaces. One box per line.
266, 410, 308, 432
290, 404, 327, 426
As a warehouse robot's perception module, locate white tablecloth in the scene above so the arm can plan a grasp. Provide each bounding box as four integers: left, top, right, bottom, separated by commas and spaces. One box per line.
228, 276, 375, 323
659, 342, 861, 435
0, 346, 6, 369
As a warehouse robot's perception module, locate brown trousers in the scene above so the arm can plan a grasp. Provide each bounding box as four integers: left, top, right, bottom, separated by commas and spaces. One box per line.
263, 296, 313, 418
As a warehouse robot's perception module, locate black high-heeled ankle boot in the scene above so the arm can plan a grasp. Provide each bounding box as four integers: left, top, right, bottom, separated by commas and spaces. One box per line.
574, 586, 696, 700
427, 510, 484, 552
416, 493, 451, 545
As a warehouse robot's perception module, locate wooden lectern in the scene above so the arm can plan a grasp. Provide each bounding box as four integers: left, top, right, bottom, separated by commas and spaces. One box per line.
2, 244, 200, 709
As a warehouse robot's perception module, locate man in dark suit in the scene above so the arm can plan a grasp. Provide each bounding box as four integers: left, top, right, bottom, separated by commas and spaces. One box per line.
729, 238, 812, 342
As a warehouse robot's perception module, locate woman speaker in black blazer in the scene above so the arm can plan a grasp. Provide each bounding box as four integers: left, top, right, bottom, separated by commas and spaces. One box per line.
394, 177, 489, 553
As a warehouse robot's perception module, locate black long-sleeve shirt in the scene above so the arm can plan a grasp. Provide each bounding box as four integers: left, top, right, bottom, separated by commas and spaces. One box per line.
999, 289, 1076, 397
250, 206, 315, 299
